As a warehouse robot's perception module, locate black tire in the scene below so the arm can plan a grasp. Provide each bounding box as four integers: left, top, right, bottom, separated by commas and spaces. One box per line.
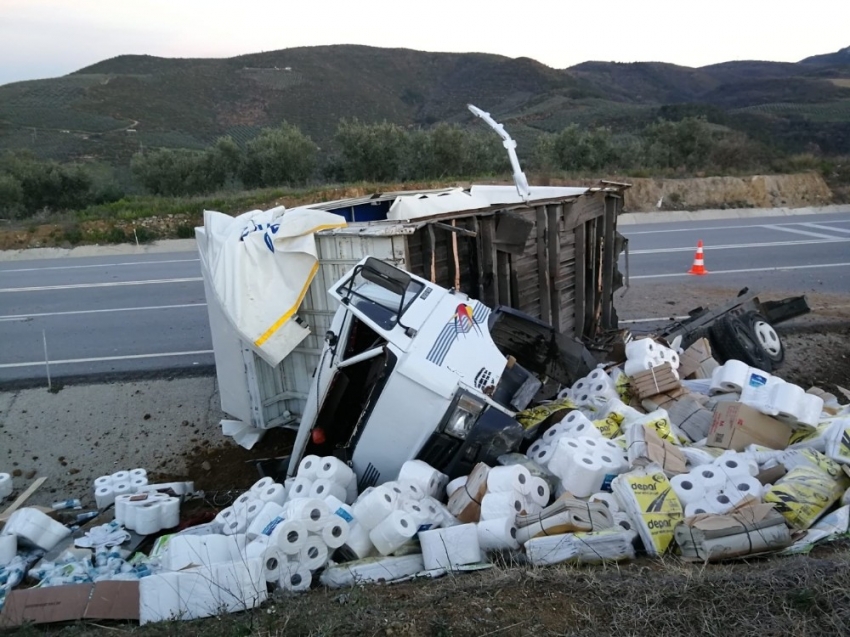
708, 314, 773, 372
743, 311, 785, 366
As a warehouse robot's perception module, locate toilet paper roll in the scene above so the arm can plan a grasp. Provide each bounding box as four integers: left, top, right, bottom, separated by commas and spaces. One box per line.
284, 498, 331, 531
250, 476, 275, 494
279, 562, 312, 592
131, 477, 149, 493
773, 383, 807, 423
710, 360, 750, 394
254, 483, 286, 506
400, 499, 431, 528
531, 445, 554, 467
542, 422, 572, 444
95, 485, 115, 509
353, 486, 398, 530
320, 518, 351, 548
526, 439, 550, 460
588, 367, 614, 385
705, 490, 737, 514
398, 460, 445, 498
237, 498, 265, 523
446, 476, 468, 499
547, 437, 584, 477
111, 470, 130, 483
245, 536, 270, 558
528, 477, 551, 507
114, 494, 134, 526
261, 546, 286, 582
130, 468, 147, 479
613, 512, 634, 532
94, 475, 113, 489
324, 495, 355, 523
289, 477, 314, 500
477, 517, 520, 551
161, 497, 180, 529
318, 457, 356, 488
624, 356, 656, 378
300, 537, 330, 571
670, 474, 704, 506
684, 501, 712, 517
420, 524, 482, 570
589, 492, 621, 514
562, 410, 595, 429
392, 480, 425, 501
557, 454, 607, 498
797, 393, 824, 428
480, 492, 524, 520
626, 338, 658, 359
220, 506, 249, 536
342, 520, 377, 559
713, 454, 758, 478
267, 519, 308, 555
112, 482, 133, 497
234, 492, 255, 508
657, 347, 680, 369
246, 501, 286, 539
0, 534, 16, 567
369, 511, 417, 555
309, 478, 347, 503
724, 476, 763, 504
297, 455, 322, 480
693, 467, 726, 491
3, 508, 70, 551
487, 465, 532, 495
134, 502, 163, 535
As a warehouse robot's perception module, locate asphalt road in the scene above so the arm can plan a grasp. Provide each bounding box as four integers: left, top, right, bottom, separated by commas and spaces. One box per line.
1, 210, 849, 385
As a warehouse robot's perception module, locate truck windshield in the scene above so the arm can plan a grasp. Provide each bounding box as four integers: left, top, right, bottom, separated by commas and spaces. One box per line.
343, 276, 424, 330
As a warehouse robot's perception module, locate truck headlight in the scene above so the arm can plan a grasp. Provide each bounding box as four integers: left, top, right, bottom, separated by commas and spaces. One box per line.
444, 393, 485, 440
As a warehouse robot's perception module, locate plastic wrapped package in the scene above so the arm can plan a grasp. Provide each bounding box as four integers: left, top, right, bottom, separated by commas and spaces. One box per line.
763, 465, 849, 530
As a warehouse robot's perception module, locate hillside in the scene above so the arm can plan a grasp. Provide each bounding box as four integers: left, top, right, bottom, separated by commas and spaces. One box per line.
0, 44, 849, 165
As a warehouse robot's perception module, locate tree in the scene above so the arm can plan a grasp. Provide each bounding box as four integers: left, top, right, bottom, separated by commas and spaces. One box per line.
335, 119, 408, 182
240, 124, 317, 188
643, 117, 713, 171
0, 174, 23, 217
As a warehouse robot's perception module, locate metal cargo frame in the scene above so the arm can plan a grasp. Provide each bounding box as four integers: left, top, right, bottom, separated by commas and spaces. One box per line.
248, 186, 627, 428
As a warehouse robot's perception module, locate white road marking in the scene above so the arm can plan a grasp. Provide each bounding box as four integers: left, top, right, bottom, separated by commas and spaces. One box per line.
763, 224, 839, 240
625, 218, 850, 235
631, 262, 850, 280
800, 223, 850, 235
0, 303, 207, 322
0, 350, 214, 369
0, 258, 200, 274
628, 237, 849, 255
0, 277, 202, 293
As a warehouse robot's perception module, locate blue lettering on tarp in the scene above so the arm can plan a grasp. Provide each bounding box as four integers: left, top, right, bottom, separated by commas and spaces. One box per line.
333, 508, 354, 523
262, 515, 286, 536
240, 221, 281, 253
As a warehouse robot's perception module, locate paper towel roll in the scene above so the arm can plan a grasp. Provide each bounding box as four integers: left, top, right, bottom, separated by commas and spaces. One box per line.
297, 455, 322, 479
529, 477, 551, 507
657, 347, 680, 369
261, 546, 286, 582
247, 502, 286, 539
557, 454, 607, 498
94, 475, 113, 489
446, 476, 468, 499
112, 482, 132, 496
269, 518, 308, 554
250, 476, 275, 494
130, 468, 147, 479
111, 470, 130, 483
289, 477, 314, 500
401, 499, 432, 530
369, 511, 417, 555
114, 494, 133, 525
477, 517, 520, 551
589, 492, 621, 514
487, 465, 533, 495
626, 338, 657, 359
710, 360, 750, 394
0, 534, 16, 567
480, 492, 524, 520
670, 474, 703, 506
693, 467, 726, 491
309, 478, 347, 502
624, 356, 656, 378
280, 562, 312, 592
285, 498, 330, 531
773, 383, 807, 423
353, 486, 398, 530
95, 485, 115, 509
318, 457, 356, 487
420, 524, 482, 570
320, 518, 350, 548
255, 483, 287, 506
398, 460, 445, 498
134, 502, 163, 535
724, 476, 763, 504
299, 536, 329, 571
161, 497, 180, 529
684, 501, 712, 517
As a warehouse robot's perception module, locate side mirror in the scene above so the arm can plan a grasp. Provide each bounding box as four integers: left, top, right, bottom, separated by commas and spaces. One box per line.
325, 331, 338, 348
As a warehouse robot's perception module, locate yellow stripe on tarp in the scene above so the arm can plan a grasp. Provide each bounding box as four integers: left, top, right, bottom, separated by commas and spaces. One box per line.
253, 222, 347, 347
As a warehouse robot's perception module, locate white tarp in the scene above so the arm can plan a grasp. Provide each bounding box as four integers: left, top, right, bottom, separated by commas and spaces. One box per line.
200, 206, 346, 366
387, 188, 492, 221
470, 185, 588, 205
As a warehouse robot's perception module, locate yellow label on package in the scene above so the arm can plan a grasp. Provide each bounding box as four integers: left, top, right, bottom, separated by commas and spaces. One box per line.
788, 423, 824, 446
624, 470, 683, 555
764, 466, 846, 530
799, 449, 846, 480
593, 412, 623, 439
516, 399, 576, 430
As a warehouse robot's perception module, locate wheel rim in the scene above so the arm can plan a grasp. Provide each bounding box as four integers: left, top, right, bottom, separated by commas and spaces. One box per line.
753, 320, 781, 356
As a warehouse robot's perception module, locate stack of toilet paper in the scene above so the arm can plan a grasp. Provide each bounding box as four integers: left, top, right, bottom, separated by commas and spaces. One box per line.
569, 368, 620, 408
115, 492, 181, 535
478, 464, 548, 521
542, 435, 628, 498
93, 468, 149, 508
290, 455, 358, 504
214, 477, 287, 536
1, 507, 71, 551
670, 452, 763, 517
624, 338, 680, 378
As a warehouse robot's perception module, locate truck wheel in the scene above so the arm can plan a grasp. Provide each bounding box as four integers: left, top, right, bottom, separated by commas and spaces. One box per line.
745, 312, 785, 366
708, 314, 773, 372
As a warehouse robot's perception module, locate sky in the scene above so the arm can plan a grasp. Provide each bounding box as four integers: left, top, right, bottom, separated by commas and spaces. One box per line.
1, 0, 848, 86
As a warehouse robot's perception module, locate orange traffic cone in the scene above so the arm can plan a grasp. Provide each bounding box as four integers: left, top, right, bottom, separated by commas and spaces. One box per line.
687, 240, 708, 275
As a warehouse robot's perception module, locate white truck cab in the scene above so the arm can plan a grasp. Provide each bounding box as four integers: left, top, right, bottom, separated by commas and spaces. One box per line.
287, 256, 595, 490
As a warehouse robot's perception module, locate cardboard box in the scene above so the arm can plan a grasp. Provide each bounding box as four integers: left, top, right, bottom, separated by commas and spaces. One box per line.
447, 462, 489, 523
679, 338, 719, 380
644, 390, 715, 442
630, 363, 681, 400
0, 581, 139, 628
708, 402, 793, 451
